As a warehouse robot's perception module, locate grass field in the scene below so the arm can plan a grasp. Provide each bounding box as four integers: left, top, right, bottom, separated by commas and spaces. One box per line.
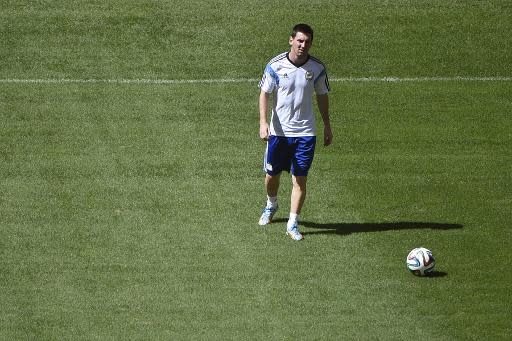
1, 1, 511, 340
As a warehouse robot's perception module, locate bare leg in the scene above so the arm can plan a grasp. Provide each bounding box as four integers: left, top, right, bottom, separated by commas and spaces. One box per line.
290, 175, 307, 215
265, 173, 281, 198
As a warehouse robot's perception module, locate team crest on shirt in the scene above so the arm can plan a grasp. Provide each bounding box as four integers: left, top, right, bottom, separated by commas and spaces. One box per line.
305, 71, 314, 80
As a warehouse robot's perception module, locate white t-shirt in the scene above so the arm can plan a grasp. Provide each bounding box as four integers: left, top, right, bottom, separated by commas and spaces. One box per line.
259, 52, 330, 137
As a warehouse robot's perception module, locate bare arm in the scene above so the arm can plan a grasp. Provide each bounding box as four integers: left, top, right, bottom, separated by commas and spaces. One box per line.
259, 90, 271, 141
316, 93, 332, 146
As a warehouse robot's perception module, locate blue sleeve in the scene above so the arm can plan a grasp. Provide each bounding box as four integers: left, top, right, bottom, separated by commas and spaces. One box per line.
259, 64, 278, 92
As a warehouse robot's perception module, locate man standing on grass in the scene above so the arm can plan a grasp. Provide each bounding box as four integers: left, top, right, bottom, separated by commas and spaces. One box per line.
258, 23, 332, 241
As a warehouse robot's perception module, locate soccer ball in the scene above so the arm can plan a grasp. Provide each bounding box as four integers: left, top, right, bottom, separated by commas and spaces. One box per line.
406, 247, 435, 276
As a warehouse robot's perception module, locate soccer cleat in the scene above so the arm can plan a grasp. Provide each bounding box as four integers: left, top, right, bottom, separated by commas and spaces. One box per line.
286, 224, 303, 241
258, 205, 278, 225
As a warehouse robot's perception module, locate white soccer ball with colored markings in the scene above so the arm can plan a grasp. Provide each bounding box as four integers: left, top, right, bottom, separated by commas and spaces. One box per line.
406, 247, 435, 276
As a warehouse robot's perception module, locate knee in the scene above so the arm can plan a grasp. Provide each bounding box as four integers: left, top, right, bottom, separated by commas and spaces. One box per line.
292, 176, 307, 191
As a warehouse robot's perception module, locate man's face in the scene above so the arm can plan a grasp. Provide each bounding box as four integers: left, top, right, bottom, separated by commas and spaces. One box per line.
289, 31, 312, 59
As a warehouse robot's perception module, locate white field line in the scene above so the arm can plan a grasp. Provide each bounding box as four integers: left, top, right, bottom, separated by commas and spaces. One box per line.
0, 76, 511, 85
332, 76, 512, 82
0, 78, 260, 84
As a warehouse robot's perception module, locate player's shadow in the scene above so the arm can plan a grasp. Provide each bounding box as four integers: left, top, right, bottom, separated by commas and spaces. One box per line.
274, 219, 463, 236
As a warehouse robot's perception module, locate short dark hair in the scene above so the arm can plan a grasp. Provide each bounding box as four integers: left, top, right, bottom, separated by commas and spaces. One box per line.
291, 23, 314, 42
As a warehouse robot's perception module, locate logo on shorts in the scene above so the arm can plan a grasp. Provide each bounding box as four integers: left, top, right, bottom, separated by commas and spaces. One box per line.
266, 163, 273, 172
305, 71, 314, 80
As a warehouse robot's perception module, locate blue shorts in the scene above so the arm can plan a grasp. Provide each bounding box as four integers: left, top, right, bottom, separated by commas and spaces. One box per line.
264, 136, 317, 176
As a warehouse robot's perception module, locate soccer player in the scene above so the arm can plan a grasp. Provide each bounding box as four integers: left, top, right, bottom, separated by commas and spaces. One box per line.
258, 23, 332, 241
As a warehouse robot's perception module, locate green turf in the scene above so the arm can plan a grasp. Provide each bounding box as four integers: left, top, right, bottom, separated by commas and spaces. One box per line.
2, 0, 511, 79
1, 1, 512, 340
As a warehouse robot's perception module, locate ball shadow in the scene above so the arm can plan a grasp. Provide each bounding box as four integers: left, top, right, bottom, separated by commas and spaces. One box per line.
426, 271, 448, 278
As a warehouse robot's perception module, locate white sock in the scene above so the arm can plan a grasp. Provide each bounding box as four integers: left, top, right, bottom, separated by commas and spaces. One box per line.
266, 196, 278, 208
288, 213, 299, 229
